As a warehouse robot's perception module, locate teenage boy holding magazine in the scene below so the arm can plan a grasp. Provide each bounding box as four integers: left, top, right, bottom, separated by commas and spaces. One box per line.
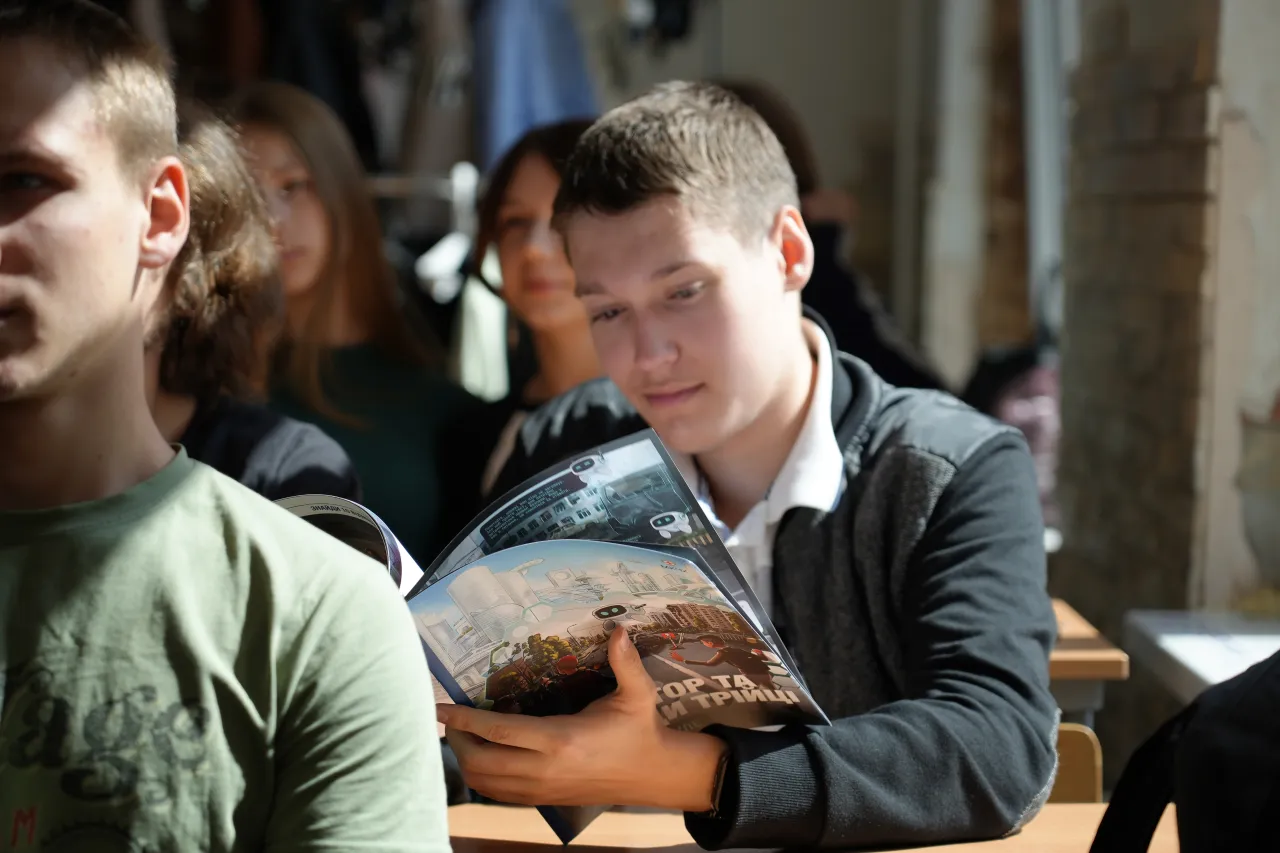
439, 81, 1059, 850
0, 2, 448, 848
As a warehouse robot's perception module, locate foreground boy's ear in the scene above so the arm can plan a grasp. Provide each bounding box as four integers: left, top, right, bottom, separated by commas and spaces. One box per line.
138, 156, 191, 271
772, 205, 814, 293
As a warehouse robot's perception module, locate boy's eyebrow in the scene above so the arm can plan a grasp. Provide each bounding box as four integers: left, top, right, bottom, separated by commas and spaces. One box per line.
574, 261, 701, 298
0, 140, 60, 166
0, 144, 84, 182
650, 260, 698, 280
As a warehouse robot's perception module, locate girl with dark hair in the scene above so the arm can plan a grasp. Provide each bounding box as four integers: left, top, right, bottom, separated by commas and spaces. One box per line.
474, 119, 602, 494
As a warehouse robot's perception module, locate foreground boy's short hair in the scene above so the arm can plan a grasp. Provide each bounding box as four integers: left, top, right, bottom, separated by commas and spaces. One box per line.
552, 81, 799, 240
0, 0, 176, 177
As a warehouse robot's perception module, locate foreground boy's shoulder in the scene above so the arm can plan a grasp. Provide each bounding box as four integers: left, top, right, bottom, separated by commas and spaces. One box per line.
187, 461, 395, 587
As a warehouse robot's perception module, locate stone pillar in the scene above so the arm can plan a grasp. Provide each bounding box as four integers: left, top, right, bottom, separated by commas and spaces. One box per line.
1054, 0, 1220, 781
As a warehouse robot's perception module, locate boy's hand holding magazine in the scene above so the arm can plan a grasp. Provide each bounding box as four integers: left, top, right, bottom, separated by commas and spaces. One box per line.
439, 625, 728, 811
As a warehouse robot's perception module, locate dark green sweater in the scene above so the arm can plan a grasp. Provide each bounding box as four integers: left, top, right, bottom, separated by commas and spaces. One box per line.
270, 344, 493, 565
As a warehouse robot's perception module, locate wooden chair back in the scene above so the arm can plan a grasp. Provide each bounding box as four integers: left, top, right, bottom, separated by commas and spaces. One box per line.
1049, 722, 1103, 803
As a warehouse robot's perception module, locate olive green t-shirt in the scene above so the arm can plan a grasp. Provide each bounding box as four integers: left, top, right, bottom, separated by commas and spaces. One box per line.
0, 450, 450, 852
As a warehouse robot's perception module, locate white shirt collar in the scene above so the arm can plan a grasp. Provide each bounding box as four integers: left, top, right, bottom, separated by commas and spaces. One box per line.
674, 319, 846, 534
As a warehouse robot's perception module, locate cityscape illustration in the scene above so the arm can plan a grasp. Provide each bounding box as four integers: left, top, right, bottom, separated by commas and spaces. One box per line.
411, 540, 755, 701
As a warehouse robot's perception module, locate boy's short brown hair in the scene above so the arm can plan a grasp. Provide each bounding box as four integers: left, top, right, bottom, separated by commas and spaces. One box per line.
0, 0, 176, 178
155, 102, 281, 403
552, 81, 799, 241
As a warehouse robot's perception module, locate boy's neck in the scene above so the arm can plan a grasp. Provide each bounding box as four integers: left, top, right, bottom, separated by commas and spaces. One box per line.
526, 322, 600, 404
144, 344, 199, 443
695, 328, 818, 530
152, 389, 199, 444
0, 349, 176, 512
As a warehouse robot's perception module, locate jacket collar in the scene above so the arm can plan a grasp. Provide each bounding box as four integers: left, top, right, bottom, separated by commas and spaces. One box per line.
803, 305, 880, 472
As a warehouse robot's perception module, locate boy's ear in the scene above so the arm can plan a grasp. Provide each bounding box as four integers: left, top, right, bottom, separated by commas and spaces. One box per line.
769, 205, 814, 294
138, 156, 191, 272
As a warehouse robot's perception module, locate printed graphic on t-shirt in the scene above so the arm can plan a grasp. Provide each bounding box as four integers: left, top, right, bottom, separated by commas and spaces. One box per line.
0, 659, 210, 850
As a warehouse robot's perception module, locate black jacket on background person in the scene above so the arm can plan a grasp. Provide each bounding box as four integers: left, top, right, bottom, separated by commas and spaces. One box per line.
489, 311, 1059, 850
180, 397, 362, 502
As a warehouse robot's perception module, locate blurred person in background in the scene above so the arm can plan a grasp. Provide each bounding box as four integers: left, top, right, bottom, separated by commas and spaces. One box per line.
231, 81, 488, 562
149, 100, 360, 501
472, 119, 601, 496
715, 78, 947, 391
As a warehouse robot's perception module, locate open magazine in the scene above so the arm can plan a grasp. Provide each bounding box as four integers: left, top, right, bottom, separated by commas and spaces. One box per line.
278, 429, 828, 844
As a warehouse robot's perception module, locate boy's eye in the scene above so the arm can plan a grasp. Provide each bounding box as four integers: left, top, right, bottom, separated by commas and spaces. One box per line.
0, 172, 55, 193
590, 307, 624, 324
670, 281, 705, 300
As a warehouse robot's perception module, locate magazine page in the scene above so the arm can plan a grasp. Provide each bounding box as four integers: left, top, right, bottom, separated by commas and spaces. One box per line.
411, 430, 802, 681
276, 494, 425, 596
409, 540, 826, 731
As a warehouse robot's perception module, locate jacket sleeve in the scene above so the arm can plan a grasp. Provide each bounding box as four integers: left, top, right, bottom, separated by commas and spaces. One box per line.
686, 434, 1059, 850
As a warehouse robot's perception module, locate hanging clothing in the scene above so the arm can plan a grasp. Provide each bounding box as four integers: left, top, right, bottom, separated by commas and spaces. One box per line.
470, 0, 598, 171
395, 0, 475, 234
258, 0, 382, 171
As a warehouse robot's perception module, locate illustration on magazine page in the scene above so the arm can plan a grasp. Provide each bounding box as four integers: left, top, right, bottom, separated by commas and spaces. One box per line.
408, 539, 827, 733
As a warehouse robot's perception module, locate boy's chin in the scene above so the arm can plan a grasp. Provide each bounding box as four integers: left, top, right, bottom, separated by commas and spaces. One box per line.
649, 417, 731, 459
0, 357, 42, 403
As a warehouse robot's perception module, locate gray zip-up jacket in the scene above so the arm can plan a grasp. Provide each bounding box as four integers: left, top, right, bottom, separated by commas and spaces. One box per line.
491, 314, 1059, 850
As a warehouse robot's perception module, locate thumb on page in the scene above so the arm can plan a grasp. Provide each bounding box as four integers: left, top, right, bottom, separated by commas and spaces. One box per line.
607, 626, 655, 704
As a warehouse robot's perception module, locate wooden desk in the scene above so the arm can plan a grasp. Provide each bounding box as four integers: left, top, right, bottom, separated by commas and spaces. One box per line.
448, 803, 1177, 852
1050, 599, 1130, 727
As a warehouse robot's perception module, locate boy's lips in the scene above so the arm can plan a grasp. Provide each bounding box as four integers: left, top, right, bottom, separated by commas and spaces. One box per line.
643, 384, 704, 408
0, 296, 27, 321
